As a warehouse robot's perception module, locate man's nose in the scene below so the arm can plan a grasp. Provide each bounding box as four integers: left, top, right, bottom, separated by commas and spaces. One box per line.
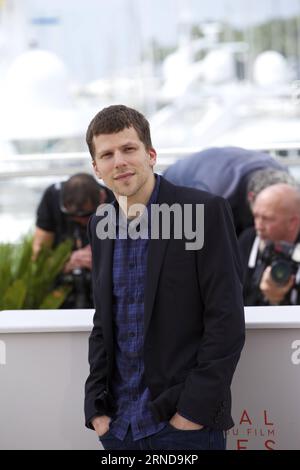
114, 151, 127, 168
255, 217, 264, 232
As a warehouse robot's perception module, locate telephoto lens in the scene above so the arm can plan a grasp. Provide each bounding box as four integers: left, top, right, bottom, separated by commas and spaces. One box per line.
271, 259, 293, 285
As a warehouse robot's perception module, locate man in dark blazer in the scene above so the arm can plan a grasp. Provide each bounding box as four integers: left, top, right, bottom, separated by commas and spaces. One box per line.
84, 104, 245, 450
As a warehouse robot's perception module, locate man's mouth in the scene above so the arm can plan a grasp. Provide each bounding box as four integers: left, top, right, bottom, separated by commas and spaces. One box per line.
257, 232, 266, 239
114, 172, 134, 181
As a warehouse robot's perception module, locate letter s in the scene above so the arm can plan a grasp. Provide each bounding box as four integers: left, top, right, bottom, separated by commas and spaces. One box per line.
265, 440, 275, 450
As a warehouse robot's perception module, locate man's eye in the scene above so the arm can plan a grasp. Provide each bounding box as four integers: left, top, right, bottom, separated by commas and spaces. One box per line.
125, 147, 135, 152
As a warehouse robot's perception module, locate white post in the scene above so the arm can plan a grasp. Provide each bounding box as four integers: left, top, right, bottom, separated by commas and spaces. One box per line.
0, 340, 6, 365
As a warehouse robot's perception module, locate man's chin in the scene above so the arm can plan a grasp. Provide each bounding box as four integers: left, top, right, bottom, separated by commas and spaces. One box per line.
114, 186, 134, 196
113, 179, 135, 193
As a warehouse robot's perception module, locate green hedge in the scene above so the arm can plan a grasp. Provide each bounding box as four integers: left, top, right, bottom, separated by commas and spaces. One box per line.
0, 237, 73, 310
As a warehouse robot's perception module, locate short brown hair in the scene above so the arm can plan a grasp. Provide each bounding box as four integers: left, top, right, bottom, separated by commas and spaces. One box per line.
62, 173, 105, 212
86, 104, 153, 159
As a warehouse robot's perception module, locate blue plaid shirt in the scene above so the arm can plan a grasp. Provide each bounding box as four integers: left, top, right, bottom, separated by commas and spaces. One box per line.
109, 174, 166, 441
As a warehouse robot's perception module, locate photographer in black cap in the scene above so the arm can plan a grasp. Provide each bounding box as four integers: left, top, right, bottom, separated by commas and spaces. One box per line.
239, 183, 300, 306
33, 173, 113, 308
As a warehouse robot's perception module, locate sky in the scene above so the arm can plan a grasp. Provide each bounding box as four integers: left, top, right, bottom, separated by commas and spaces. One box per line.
2, 0, 300, 82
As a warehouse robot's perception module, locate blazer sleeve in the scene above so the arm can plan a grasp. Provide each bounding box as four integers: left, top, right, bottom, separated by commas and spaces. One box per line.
84, 216, 109, 429
177, 196, 245, 427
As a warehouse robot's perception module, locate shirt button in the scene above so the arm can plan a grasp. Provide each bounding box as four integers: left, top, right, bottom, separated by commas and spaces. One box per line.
132, 396, 138, 401
129, 262, 134, 269
129, 332, 135, 338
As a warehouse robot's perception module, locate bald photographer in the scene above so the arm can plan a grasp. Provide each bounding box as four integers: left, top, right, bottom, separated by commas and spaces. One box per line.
239, 183, 300, 306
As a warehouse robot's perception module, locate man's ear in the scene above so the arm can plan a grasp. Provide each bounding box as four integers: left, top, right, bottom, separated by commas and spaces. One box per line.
247, 191, 255, 205
92, 160, 101, 179
148, 148, 157, 167
289, 215, 300, 234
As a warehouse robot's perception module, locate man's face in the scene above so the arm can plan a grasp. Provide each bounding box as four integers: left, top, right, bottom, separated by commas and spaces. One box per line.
92, 127, 156, 201
66, 201, 95, 226
252, 196, 290, 242
69, 214, 90, 226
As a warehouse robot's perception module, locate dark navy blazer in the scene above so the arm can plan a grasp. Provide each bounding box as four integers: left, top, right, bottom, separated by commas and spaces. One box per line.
84, 176, 245, 430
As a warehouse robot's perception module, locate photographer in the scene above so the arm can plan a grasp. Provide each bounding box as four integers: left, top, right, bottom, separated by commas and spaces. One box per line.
239, 183, 300, 305
33, 173, 113, 308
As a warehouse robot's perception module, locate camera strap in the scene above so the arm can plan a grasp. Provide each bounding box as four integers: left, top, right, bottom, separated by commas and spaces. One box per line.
248, 236, 261, 268
290, 266, 300, 304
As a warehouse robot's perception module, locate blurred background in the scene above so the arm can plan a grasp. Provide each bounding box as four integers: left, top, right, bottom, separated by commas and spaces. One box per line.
1, 0, 300, 242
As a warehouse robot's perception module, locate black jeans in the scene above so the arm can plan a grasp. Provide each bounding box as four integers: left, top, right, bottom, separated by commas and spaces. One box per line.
99, 424, 226, 450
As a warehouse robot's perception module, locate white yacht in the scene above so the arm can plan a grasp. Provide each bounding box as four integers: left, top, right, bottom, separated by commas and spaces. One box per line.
150, 45, 300, 151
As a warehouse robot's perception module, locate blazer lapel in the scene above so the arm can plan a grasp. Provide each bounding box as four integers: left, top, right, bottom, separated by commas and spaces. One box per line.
98, 236, 114, 352
144, 177, 176, 337
144, 238, 169, 336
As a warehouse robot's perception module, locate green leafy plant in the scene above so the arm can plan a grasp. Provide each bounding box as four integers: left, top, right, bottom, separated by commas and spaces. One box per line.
0, 237, 73, 310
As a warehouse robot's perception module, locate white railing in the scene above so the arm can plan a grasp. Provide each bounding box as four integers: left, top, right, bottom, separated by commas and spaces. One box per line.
1, 143, 300, 179
0, 306, 300, 449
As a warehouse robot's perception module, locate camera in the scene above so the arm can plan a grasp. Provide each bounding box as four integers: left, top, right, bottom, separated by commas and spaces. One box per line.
58, 223, 93, 309
61, 267, 92, 309
261, 240, 300, 285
